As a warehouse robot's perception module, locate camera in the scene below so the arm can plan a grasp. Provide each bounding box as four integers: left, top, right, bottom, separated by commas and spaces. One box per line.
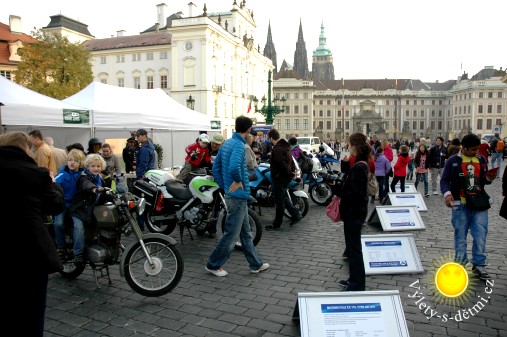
320, 170, 346, 188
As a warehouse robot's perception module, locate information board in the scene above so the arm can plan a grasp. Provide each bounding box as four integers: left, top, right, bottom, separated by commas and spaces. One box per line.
393, 183, 416, 193
385, 192, 428, 211
297, 290, 409, 337
362, 233, 424, 275
375, 205, 425, 231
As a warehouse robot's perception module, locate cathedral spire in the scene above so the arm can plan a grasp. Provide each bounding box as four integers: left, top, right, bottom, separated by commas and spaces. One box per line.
312, 20, 334, 80
293, 18, 309, 80
263, 20, 278, 75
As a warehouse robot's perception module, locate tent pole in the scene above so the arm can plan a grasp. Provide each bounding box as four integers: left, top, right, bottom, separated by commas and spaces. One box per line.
0, 102, 4, 135
171, 129, 174, 168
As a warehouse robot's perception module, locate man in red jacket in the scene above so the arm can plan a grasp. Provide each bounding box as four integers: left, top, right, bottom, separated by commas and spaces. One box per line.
177, 133, 211, 183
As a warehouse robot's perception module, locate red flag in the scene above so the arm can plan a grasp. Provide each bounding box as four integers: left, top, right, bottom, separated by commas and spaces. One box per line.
247, 101, 252, 113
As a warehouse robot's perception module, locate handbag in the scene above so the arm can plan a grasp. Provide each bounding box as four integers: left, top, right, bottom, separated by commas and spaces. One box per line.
465, 189, 490, 211
326, 195, 342, 222
367, 173, 379, 196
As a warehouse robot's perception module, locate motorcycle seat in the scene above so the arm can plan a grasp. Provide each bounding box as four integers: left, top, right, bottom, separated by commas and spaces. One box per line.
165, 181, 193, 200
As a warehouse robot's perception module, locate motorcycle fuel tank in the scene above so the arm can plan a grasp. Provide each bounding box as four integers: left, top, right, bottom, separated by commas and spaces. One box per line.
144, 170, 175, 186
93, 204, 120, 228
188, 176, 219, 204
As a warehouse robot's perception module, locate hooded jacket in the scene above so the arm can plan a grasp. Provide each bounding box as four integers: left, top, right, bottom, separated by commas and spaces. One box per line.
270, 139, 295, 183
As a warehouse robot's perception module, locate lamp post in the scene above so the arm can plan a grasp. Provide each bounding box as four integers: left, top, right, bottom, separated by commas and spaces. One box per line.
253, 70, 285, 125
186, 94, 195, 110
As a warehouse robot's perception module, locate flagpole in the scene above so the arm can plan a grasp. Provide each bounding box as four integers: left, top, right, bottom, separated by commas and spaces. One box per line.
341, 78, 345, 142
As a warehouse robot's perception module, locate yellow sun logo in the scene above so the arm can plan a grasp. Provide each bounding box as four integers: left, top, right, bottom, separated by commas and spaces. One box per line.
427, 253, 477, 307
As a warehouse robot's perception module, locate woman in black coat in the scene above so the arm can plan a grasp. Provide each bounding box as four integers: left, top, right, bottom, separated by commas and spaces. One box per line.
336, 132, 371, 291
0, 131, 64, 336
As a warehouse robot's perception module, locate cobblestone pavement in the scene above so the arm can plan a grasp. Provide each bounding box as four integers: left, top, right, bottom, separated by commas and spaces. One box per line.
45, 161, 507, 336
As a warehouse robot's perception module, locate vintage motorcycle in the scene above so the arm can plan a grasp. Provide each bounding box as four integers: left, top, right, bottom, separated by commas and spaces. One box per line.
316, 143, 340, 171
133, 169, 262, 249
53, 182, 184, 297
249, 157, 309, 219
301, 153, 333, 206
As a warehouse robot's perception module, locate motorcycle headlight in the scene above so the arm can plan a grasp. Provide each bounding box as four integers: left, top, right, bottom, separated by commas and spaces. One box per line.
137, 198, 146, 215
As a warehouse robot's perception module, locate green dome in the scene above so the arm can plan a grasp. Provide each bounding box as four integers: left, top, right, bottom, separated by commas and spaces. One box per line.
313, 21, 332, 57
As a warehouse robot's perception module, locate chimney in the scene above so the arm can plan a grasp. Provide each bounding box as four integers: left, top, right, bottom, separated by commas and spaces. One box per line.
188, 2, 197, 17
9, 15, 22, 34
117, 30, 125, 37
155, 23, 160, 32
157, 3, 167, 26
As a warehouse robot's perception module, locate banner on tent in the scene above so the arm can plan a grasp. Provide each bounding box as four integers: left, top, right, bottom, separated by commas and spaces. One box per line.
63, 109, 90, 124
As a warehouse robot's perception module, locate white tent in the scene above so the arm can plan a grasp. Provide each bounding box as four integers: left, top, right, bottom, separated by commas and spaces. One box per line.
0, 75, 92, 147
63, 82, 214, 168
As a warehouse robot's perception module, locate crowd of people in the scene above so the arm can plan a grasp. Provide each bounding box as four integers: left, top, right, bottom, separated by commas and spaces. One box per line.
1, 123, 504, 334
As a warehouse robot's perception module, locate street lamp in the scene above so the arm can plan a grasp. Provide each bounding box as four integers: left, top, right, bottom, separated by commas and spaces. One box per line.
253, 70, 285, 125
186, 94, 195, 110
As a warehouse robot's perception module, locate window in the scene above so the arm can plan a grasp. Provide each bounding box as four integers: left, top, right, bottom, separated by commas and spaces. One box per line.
439, 110, 442, 117
160, 51, 168, 59
488, 92, 493, 98
118, 78, 124, 87
421, 100, 424, 105
146, 52, 153, 61
496, 118, 502, 126
147, 76, 154, 89
133, 77, 140, 89
413, 121, 417, 130
346, 100, 349, 105
486, 119, 492, 129
285, 106, 291, 114
487, 105, 492, 113
477, 119, 483, 129
100, 56, 106, 64
285, 93, 290, 99
337, 121, 342, 129
303, 119, 308, 130
132, 53, 141, 61
116, 55, 125, 63
498, 105, 502, 114
414, 100, 417, 105
420, 121, 424, 130
498, 92, 503, 98
326, 121, 332, 129
468, 106, 471, 114
386, 100, 390, 105
438, 121, 442, 129
304, 92, 308, 99
431, 110, 435, 117
439, 100, 442, 105
431, 121, 435, 129
100, 78, 107, 84
406, 100, 410, 105
285, 119, 290, 130
413, 110, 417, 117
479, 92, 483, 98
294, 105, 299, 114
386, 110, 390, 117
420, 110, 424, 117
161, 75, 167, 89
478, 105, 483, 113
432, 100, 435, 105
345, 110, 349, 118
0, 70, 11, 79
327, 110, 331, 117
338, 110, 341, 117
327, 100, 331, 105
345, 121, 349, 129
319, 110, 323, 117
304, 105, 308, 114
405, 110, 409, 117
294, 93, 299, 99
319, 100, 323, 105
295, 119, 300, 129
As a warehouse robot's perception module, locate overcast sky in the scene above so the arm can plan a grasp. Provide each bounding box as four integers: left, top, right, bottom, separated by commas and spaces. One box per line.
3, 0, 506, 82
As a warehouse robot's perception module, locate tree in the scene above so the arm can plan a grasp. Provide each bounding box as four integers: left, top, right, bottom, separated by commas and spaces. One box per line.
13, 30, 93, 99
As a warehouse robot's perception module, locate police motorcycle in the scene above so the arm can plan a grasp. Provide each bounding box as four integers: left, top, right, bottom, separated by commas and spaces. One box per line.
249, 157, 309, 219
300, 152, 333, 206
53, 175, 184, 297
316, 143, 340, 171
133, 169, 262, 249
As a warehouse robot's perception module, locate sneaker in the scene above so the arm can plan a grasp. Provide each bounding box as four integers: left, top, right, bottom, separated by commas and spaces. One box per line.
425, 193, 430, 197
472, 265, 491, 280
432, 191, 438, 195
205, 266, 228, 277
250, 263, 270, 274
265, 225, 281, 231
338, 280, 349, 288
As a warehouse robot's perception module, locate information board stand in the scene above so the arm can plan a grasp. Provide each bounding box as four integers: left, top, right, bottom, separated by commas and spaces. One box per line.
362, 233, 424, 275
383, 192, 428, 211
296, 290, 410, 337
367, 205, 425, 231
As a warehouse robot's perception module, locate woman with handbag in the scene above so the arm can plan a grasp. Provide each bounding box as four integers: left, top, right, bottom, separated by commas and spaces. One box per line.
335, 132, 371, 291
391, 145, 411, 193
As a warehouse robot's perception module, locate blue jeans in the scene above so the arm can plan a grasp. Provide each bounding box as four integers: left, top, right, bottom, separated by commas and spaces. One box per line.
272, 181, 301, 226
414, 172, 428, 194
491, 152, 502, 170
376, 175, 387, 199
451, 204, 488, 265
207, 196, 263, 270
54, 210, 85, 255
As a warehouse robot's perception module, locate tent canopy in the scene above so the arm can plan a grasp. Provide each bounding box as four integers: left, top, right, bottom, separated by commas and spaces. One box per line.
63, 81, 211, 131
0, 75, 88, 128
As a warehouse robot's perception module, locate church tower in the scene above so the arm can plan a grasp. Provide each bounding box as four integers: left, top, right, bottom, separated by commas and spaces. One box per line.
293, 19, 309, 80
263, 21, 278, 75
311, 21, 334, 81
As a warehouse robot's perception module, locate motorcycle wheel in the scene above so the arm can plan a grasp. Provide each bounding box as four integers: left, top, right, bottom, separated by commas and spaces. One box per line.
123, 237, 184, 297
145, 211, 177, 235
309, 183, 332, 206
284, 194, 309, 219
221, 208, 262, 251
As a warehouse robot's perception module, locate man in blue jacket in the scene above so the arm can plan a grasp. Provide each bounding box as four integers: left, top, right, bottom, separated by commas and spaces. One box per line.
440, 133, 497, 281
135, 128, 155, 230
205, 116, 269, 277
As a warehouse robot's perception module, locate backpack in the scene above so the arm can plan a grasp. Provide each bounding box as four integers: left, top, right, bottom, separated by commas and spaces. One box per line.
298, 152, 314, 173
496, 140, 504, 152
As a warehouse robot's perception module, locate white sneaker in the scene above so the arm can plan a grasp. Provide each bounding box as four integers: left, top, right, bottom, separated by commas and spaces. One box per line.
250, 263, 270, 274
432, 191, 438, 195
205, 266, 228, 277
